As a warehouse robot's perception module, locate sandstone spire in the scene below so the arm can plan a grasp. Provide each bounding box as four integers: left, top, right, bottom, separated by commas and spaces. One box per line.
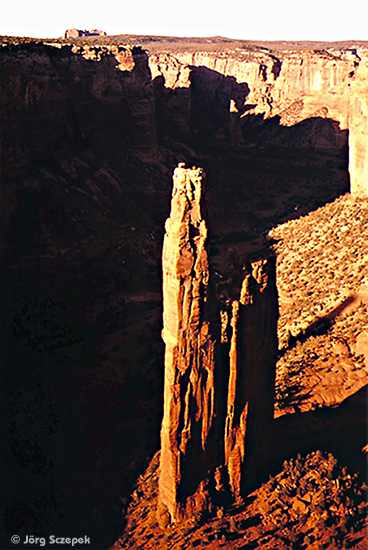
157, 164, 279, 525
224, 259, 279, 498
157, 164, 217, 524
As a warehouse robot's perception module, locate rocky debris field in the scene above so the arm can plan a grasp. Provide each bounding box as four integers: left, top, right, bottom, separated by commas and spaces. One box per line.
113, 450, 367, 550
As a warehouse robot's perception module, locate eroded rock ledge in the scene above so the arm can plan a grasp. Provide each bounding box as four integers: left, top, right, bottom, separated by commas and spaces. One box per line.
157, 165, 279, 525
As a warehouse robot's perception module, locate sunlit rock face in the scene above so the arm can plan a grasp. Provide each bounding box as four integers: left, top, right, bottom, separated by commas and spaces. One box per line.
224, 258, 279, 499
157, 165, 279, 524
348, 53, 368, 196
149, 47, 368, 195
157, 164, 218, 524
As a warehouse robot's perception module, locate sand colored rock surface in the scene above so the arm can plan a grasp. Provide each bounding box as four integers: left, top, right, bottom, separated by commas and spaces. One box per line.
348, 52, 368, 196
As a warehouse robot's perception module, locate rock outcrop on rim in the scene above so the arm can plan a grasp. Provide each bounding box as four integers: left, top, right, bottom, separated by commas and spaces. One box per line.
64, 29, 106, 39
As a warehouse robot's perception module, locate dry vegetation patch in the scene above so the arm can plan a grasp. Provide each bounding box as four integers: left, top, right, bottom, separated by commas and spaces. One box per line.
269, 195, 368, 347
275, 303, 368, 414
270, 194, 368, 413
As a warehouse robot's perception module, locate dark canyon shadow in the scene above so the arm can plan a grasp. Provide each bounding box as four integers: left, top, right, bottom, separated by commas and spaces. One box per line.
0, 43, 355, 549
272, 384, 367, 477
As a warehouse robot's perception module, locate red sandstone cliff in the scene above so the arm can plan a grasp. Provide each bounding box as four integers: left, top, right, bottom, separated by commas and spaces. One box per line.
2, 39, 366, 204
149, 47, 368, 195
2, 39, 365, 226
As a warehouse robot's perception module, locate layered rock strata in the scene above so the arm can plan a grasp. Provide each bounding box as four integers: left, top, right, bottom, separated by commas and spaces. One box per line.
149, 47, 368, 195
348, 52, 368, 197
157, 165, 279, 523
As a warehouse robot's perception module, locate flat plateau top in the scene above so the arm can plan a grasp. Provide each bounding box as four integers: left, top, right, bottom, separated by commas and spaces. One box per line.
1, 34, 368, 55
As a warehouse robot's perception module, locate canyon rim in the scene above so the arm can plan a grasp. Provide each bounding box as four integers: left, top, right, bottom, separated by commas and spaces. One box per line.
1, 33, 368, 549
